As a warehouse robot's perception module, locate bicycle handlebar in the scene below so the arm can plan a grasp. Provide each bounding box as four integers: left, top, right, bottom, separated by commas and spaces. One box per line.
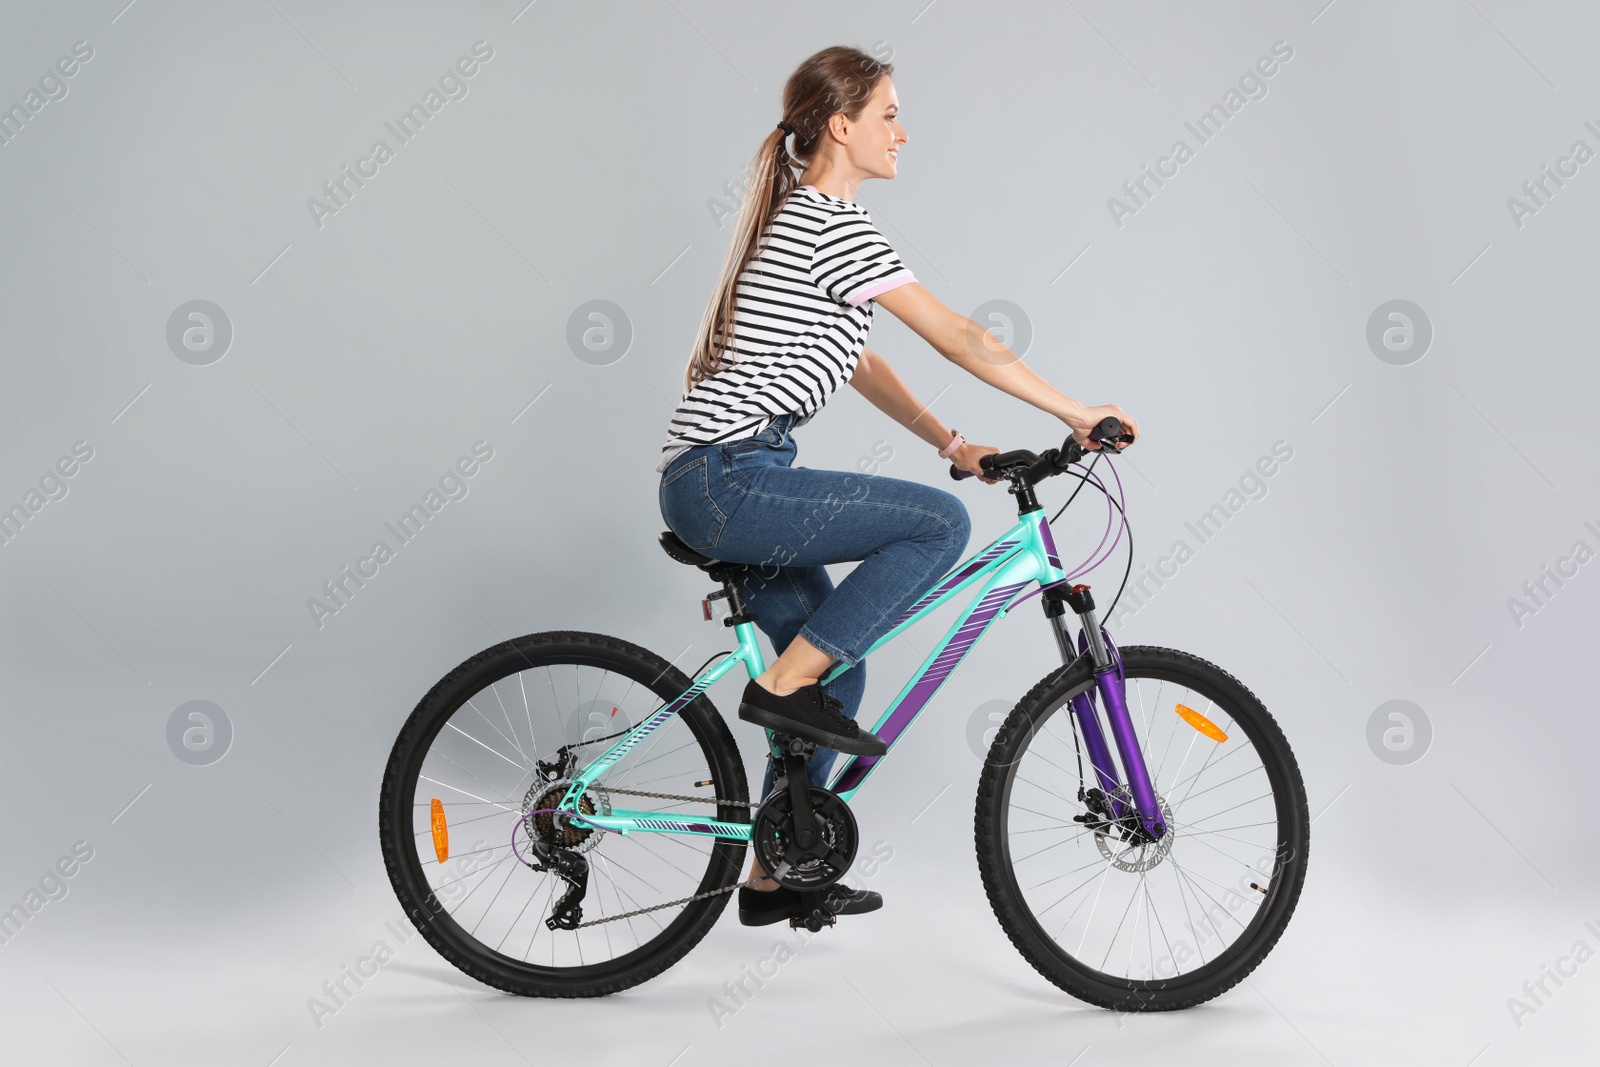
949, 417, 1133, 483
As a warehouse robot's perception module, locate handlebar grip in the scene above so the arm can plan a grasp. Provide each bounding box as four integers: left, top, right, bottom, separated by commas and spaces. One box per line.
1092, 416, 1123, 443
952, 451, 1007, 481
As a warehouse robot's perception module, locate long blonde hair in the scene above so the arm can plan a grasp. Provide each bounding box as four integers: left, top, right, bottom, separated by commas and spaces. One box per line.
683, 46, 894, 393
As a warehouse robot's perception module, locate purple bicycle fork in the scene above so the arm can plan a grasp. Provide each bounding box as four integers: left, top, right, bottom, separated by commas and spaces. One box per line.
1046, 585, 1167, 840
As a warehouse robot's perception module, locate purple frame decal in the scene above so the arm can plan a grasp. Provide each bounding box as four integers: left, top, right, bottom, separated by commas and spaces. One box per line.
831, 580, 1031, 794
1037, 519, 1062, 570
888, 539, 1021, 627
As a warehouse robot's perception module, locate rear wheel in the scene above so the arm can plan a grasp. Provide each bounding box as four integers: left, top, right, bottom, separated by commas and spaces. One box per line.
975, 645, 1308, 1011
379, 631, 749, 997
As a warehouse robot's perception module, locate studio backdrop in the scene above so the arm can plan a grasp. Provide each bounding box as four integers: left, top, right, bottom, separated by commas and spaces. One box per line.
1, 2, 1595, 1065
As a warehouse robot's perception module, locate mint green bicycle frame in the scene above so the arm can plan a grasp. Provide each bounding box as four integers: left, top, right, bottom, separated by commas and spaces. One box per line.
557, 506, 1070, 840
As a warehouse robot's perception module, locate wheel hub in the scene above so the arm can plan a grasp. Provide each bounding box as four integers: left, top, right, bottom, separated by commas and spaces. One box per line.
523, 779, 610, 855
1094, 795, 1175, 872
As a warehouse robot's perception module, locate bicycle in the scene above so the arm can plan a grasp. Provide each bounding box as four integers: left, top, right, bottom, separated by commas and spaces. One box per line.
378, 418, 1309, 1010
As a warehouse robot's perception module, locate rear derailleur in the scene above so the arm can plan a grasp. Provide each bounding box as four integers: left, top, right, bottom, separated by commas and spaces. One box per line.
527, 836, 588, 930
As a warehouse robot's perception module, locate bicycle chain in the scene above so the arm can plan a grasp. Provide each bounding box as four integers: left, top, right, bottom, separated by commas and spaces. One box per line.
599, 786, 755, 808
546, 728, 760, 927
554, 785, 757, 928
576, 875, 763, 928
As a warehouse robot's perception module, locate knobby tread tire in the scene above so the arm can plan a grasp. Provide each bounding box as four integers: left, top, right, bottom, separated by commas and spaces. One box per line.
974, 645, 1309, 1011
379, 630, 749, 998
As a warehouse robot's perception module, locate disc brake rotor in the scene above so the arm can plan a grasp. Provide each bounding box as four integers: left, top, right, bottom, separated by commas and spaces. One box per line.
1094, 795, 1175, 873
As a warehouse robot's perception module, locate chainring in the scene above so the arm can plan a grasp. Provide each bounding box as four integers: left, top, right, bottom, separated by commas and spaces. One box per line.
751, 784, 858, 891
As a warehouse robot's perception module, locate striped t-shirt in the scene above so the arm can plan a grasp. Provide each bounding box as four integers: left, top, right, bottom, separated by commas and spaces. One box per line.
656, 185, 915, 472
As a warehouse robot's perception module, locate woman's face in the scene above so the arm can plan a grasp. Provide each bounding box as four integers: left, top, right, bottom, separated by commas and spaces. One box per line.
840, 76, 906, 180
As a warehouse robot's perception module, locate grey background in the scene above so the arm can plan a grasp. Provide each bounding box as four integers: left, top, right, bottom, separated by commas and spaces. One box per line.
2, 1, 1596, 1064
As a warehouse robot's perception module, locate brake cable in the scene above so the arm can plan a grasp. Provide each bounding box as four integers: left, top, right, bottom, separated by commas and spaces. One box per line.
1034, 456, 1136, 622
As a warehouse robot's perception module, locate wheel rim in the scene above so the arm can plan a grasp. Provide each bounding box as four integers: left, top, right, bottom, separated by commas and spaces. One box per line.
996, 666, 1297, 988
393, 654, 742, 973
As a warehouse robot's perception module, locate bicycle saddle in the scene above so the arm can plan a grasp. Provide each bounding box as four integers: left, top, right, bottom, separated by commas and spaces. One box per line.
658, 531, 745, 574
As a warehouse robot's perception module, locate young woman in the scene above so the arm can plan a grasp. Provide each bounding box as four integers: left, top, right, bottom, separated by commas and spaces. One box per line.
657, 46, 1137, 926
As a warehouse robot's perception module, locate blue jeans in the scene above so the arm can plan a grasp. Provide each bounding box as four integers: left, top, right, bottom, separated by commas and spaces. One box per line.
658, 413, 971, 794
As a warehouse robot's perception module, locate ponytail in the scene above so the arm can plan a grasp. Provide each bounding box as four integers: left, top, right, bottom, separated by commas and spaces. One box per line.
683, 46, 894, 392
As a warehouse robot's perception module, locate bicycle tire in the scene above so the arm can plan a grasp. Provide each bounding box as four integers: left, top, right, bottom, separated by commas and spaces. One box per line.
975, 645, 1309, 1011
379, 630, 749, 997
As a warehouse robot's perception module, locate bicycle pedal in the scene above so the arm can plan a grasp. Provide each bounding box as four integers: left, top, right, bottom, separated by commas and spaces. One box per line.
789, 909, 837, 933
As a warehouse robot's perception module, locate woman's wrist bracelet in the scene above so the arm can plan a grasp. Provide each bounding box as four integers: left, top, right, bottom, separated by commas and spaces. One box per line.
937, 430, 965, 460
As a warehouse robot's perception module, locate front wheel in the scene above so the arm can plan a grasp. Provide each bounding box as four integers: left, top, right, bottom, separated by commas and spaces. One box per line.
975, 645, 1308, 1011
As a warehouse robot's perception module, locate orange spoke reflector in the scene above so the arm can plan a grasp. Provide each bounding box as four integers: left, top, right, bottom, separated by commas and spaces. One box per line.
1176, 704, 1228, 743
430, 798, 449, 863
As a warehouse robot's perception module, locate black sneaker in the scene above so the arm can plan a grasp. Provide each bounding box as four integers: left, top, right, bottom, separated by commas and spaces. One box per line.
737, 679, 887, 756
737, 883, 884, 927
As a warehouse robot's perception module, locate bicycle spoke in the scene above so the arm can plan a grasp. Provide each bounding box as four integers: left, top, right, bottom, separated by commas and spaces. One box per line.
394, 650, 742, 979
1165, 763, 1267, 810
435, 852, 514, 897
996, 663, 1294, 989
418, 775, 520, 814
414, 808, 520, 838
594, 854, 668, 933
1100, 871, 1145, 970
1178, 791, 1273, 827
468, 856, 522, 937
446, 721, 528, 775
429, 748, 524, 808
1013, 828, 1094, 867
1026, 851, 1120, 893
463, 695, 527, 766
489, 682, 531, 763
521, 876, 560, 961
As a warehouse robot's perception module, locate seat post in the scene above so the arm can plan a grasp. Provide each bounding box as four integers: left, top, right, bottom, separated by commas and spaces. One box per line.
705, 565, 756, 626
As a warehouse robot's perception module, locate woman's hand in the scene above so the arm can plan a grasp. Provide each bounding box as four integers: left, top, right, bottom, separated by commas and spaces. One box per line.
952, 442, 1001, 484
1069, 404, 1139, 451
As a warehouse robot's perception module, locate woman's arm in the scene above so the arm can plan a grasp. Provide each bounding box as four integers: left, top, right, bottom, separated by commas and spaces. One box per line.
850, 346, 1000, 482
873, 282, 1138, 448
